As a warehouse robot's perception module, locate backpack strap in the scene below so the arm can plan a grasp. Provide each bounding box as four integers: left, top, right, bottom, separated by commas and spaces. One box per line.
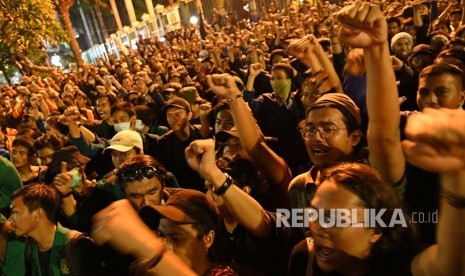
305, 237, 315, 276
24, 238, 34, 276
65, 230, 85, 275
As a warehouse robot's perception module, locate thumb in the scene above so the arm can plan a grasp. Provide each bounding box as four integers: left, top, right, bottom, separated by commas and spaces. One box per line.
129, 116, 136, 130
206, 75, 214, 89
61, 161, 68, 173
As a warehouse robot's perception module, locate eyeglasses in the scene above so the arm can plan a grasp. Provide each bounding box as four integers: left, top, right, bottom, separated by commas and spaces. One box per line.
301, 90, 320, 100
300, 126, 347, 140
119, 166, 160, 182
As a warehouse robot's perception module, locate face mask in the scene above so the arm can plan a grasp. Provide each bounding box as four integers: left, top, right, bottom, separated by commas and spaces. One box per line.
114, 122, 131, 132
270, 79, 292, 101
135, 119, 145, 132
68, 167, 81, 188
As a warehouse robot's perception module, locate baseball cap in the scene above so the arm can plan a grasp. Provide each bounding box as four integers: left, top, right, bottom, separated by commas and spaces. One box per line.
308, 93, 362, 127
163, 97, 192, 113
103, 130, 144, 154
178, 86, 203, 104
139, 189, 219, 231
216, 127, 239, 143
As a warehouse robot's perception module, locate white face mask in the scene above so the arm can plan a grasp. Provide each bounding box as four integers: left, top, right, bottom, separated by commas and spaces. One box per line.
135, 119, 145, 132
114, 122, 131, 132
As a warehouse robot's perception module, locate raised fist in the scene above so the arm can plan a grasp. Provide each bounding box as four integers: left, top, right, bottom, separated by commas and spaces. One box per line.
335, 1, 387, 48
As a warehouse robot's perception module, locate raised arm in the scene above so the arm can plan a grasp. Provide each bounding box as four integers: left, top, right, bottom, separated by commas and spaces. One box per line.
207, 74, 290, 207
288, 34, 342, 94
92, 200, 197, 276
402, 108, 465, 276
185, 139, 272, 238
336, 1, 405, 184
412, 1, 424, 27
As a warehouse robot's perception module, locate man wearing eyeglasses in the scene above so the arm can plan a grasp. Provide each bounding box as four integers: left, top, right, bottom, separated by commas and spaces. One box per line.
288, 94, 365, 234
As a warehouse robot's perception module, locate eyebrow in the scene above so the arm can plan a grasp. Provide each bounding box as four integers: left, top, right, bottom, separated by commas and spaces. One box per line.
167, 111, 185, 115
307, 121, 338, 126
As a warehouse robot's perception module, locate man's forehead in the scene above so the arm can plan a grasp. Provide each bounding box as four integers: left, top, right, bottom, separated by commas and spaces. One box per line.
421, 72, 461, 85
127, 178, 161, 192
307, 107, 345, 120
11, 196, 24, 208
97, 98, 109, 104
167, 108, 186, 114
158, 219, 194, 234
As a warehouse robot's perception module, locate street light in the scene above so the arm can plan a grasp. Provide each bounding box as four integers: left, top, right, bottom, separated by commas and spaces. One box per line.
190, 16, 198, 25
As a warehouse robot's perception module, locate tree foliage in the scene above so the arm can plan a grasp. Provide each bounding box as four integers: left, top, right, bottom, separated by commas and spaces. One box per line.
0, 0, 66, 71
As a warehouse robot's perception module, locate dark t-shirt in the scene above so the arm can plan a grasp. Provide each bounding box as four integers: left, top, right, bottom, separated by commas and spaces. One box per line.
400, 112, 438, 247
38, 249, 51, 276
87, 120, 116, 140
212, 212, 291, 276
157, 126, 205, 191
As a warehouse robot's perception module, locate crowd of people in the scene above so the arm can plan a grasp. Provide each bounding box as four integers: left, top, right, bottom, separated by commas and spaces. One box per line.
0, 0, 465, 275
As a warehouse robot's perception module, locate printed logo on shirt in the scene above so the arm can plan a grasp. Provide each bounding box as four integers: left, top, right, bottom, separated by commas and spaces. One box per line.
61, 259, 71, 275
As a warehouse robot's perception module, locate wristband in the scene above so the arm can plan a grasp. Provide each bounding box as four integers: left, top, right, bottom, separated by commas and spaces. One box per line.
441, 189, 465, 208
213, 173, 234, 195
61, 191, 73, 198
225, 93, 243, 103
316, 76, 329, 89
311, 68, 325, 77
131, 247, 167, 275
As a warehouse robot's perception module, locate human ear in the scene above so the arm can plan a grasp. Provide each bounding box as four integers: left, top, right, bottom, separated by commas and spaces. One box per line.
350, 129, 362, 147
33, 209, 42, 222
458, 89, 465, 108
369, 230, 382, 244
203, 230, 215, 249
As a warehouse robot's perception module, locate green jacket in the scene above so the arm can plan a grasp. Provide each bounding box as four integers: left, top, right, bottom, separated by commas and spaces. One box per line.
30, 224, 73, 276
0, 156, 22, 216
0, 235, 27, 276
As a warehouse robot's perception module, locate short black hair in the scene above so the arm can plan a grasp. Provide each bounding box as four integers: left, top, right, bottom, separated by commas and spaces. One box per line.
387, 16, 402, 26
270, 49, 288, 65
117, 155, 167, 189
33, 133, 63, 152
111, 101, 136, 118
420, 62, 464, 90
12, 138, 35, 158
97, 93, 118, 107
272, 63, 294, 79
12, 184, 60, 222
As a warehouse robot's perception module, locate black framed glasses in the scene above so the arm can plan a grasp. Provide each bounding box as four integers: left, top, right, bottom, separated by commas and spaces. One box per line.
119, 166, 160, 182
